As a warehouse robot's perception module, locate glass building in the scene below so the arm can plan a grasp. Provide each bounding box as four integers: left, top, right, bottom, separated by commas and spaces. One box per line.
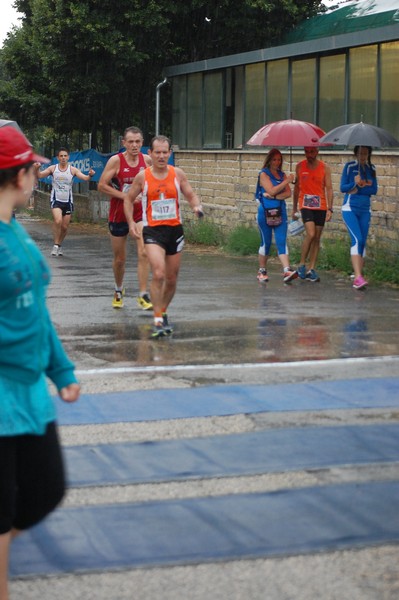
165, 1, 399, 149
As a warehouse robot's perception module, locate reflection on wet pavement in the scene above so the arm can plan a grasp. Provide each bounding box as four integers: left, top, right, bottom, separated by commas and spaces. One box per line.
25, 217, 399, 369
66, 313, 398, 368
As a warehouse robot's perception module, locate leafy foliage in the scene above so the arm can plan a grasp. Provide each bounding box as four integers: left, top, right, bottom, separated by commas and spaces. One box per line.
1, 1, 325, 150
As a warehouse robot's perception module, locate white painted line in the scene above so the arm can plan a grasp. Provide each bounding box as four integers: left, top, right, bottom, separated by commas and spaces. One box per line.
76, 355, 399, 376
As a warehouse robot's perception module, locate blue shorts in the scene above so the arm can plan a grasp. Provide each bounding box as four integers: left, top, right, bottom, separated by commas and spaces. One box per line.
50, 200, 73, 216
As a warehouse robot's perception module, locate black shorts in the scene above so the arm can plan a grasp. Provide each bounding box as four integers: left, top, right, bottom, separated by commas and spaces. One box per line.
301, 208, 327, 227
0, 421, 65, 534
50, 200, 74, 216
143, 224, 185, 255
108, 221, 129, 237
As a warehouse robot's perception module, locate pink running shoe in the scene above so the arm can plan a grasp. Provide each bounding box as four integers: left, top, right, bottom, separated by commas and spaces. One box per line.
353, 275, 368, 289
257, 268, 269, 283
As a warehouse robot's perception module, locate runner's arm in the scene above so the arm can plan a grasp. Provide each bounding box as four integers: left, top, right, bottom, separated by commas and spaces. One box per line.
98, 155, 123, 198
292, 164, 301, 217
176, 167, 203, 217
324, 164, 334, 222
72, 166, 95, 181
124, 172, 144, 237
34, 164, 55, 179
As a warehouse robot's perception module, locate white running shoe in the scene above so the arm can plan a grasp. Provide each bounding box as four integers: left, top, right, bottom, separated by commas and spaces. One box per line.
51, 245, 59, 256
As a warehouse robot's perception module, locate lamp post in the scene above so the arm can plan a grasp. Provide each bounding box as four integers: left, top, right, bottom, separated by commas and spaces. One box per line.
155, 77, 168, 136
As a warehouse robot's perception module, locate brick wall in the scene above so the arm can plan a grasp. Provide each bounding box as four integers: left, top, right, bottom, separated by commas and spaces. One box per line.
174, 150, 399, 249
33, 150, 399, 250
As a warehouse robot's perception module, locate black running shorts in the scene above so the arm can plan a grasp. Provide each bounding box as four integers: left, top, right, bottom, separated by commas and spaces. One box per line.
108, 221, 129, 237
143, 224, 185, 255
300, 208, 327, 227
0, 421, 65, 534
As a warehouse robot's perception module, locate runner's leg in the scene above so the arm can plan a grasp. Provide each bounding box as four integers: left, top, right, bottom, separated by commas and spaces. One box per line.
135, 222, 150, 295
51, 207, 64, 245
145, 243, 167, 317
110, 235, 127, 290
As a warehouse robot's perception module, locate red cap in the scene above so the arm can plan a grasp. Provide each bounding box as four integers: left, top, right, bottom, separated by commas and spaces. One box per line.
0, 125, 49, 169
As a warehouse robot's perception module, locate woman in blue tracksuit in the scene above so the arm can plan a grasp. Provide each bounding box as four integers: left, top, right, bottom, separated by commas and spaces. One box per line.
0, 125, 80, 599
340, 145, 378, 290
256, 148, 297, 284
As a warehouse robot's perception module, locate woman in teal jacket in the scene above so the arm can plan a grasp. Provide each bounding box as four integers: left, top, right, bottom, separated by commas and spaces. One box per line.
0, 125, 80, 600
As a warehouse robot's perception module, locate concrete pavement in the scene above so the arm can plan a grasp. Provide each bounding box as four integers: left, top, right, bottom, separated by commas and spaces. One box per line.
8, 214, 399, 600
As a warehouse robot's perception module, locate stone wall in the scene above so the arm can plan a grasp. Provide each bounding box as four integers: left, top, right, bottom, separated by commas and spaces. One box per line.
33, 150, 399, 250
174, 150, 399, 250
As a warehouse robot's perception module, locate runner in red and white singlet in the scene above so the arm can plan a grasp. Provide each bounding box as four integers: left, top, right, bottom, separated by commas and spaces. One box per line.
98, 126, 152, 310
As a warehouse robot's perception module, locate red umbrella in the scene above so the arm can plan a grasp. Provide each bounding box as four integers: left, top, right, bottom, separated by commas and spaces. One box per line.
247, 119, 328, 169
247, 119, 326, 147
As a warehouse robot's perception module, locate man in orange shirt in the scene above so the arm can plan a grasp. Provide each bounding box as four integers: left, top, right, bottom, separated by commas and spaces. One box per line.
292, 147, 334, 282
124, 135, 203, 338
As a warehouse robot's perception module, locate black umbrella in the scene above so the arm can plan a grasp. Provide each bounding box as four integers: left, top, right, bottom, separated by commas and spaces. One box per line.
319, 121, 399, 148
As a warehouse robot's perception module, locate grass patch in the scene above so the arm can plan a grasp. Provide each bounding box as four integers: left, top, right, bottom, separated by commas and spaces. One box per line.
185, 221, 398, 286
184, 219, 225, 246
367, 242, 399, 285
317, 237, 352, 274
224, 225, 260, 256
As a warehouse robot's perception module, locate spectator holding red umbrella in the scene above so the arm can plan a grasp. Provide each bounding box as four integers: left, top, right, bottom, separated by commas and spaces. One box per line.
340, 145, 377, 290
255, 148, 298, 284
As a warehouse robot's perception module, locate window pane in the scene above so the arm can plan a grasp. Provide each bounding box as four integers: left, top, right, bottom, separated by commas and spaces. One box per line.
291, 58, 316, 122
266, 59, 289, 123
187, 74, 203, 148
319, 54, 346, 132
204, 72, 223, 148
234, 66, 244, 147
245, 63, 265, 142
172, 76, 187, 148
349, 45, 377, 123
380, 42, 399, 139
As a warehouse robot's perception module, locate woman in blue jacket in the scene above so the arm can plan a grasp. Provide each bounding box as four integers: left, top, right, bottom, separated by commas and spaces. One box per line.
340, 145, 378, 290
0, 125, 80, 599
256, 148, 298, 284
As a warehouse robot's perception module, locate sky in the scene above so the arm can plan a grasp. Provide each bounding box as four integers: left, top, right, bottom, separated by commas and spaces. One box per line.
0, 1, 22, 46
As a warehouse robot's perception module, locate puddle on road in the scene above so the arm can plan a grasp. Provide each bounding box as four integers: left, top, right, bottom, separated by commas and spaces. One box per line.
65, 315, 399, 368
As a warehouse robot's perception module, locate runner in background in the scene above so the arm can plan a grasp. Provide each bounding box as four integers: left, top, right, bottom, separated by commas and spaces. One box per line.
98, 127, 152, 310
35, 148, 95, 257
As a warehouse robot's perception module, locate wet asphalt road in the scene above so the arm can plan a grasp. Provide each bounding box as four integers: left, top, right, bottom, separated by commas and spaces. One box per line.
9, 214, 399, 600
21, 215, 399, 376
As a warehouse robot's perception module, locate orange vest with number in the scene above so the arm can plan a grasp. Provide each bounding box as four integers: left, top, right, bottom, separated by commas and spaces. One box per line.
297, 160, 327, 211
142, 166, 182, 227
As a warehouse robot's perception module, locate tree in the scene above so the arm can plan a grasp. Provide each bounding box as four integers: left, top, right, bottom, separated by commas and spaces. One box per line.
0, 1, 325, 150
165, 0, 325, 63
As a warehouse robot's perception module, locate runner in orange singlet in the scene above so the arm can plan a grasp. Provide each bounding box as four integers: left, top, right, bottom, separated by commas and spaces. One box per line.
124, 135, 203, 338
292, 147, 333, 282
